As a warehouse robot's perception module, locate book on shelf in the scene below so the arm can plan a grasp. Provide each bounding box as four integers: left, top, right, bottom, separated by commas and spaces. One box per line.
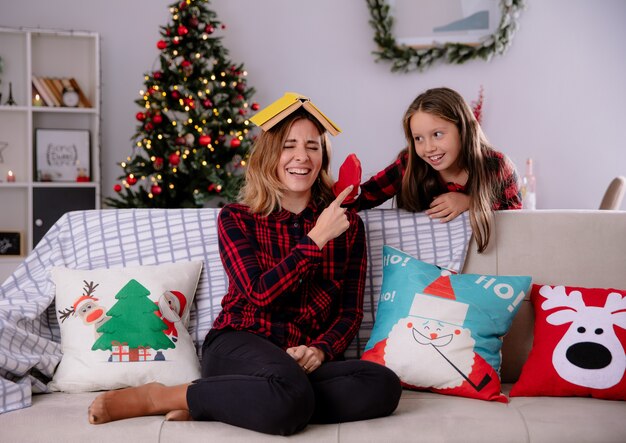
30, 76, 92, 108
249, 92, 341, 136
32, 76, 54, 106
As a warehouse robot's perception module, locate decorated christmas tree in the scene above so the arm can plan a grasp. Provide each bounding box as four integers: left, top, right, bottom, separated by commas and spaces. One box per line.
92, 279, 173, 352
105, 0, 258, 208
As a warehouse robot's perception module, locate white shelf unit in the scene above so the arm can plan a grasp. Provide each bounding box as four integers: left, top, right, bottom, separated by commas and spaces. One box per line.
0, 27, 100, 283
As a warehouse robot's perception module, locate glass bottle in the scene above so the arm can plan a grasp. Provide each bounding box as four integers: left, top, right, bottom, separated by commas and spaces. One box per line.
521, 158, 536, 210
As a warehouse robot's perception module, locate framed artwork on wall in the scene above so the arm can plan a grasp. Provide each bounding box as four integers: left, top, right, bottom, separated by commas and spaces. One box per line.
36, 129, 90, 182
0, 231, 22, 256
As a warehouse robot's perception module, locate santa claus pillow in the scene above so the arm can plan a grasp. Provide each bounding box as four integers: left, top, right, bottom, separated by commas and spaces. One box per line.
49, 261, 203, 393
510, 284, 626, 400
362, 245, 532, 402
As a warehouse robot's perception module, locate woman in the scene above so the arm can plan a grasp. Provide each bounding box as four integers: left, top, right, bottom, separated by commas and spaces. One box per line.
88, 104, 401, 435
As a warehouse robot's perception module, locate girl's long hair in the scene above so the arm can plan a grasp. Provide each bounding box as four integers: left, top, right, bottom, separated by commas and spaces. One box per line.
398, 87, 497, 253
239, 110, 335, 215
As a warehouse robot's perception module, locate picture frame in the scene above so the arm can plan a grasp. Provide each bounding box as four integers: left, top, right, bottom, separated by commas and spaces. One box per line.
36, 129, 90, 182
366, 0, 525, 72
0, 231, 22, 256
390, 0, 501, 47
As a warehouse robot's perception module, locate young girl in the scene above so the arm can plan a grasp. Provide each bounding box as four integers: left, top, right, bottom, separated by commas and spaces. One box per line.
353, 87, 521, 252
87, 104, 401, 435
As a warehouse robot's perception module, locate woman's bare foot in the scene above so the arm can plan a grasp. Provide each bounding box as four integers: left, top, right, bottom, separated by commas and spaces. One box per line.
165, 409, 192, 421
88, 382, 167, 424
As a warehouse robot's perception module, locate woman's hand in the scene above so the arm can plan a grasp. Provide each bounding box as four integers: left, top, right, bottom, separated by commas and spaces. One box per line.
307, 185, 353, 249
426, 192, 470, 223
286, 345, 325, 374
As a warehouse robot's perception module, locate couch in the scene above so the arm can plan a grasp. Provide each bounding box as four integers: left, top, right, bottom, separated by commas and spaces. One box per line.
1, 208, 625, 442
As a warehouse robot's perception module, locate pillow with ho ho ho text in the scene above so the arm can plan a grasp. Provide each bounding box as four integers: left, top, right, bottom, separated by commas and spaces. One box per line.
49, 261, 203, 393
510, 284, 626, 400
361, 245, 532, 403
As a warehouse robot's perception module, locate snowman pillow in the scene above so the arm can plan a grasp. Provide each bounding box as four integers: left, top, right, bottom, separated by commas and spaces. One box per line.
362, 246, 532, 402
49, 261, 203, 393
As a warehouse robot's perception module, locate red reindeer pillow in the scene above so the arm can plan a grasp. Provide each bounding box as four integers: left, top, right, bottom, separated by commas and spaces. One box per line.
510, 284, 626, 400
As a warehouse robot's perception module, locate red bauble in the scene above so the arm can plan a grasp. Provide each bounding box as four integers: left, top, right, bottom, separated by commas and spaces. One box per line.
175, 136, 185, 146
126, 176, 137, 186
151, 184, 162, 195
177, 25, 189, 36
236, 83, 245, 92
238, 109, 246, 115
199, 135, 212, 146
207, 183, 215, 192
168, 153, 181, 166
153, 71, 163, 80
114, 184, 122, 192
189, 16, 199, 27
144, 122, 154, 132
184, 97, 195, 109
171, 90, 181, 99
202, 99, 213, 108
157, 40, 167, 50
205, 24, 214, 34
136, 112, 146, 121
179, 1, 187, 9
154, 157, 164, 170
152, 114, 163, 124
230, 138, 241, 148
251, 102, 260, 111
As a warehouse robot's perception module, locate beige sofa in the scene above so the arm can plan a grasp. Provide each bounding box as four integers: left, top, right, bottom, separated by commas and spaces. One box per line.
2, 209, 626, 442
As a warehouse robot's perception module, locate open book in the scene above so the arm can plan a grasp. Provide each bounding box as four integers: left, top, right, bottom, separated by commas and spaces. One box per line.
249, 92, 341, 136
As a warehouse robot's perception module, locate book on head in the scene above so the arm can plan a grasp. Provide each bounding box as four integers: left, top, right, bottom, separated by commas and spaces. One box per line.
249, 92, 341, 136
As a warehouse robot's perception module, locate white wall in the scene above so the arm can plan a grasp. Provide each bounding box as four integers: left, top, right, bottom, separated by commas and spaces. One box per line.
2, 0, 625, 210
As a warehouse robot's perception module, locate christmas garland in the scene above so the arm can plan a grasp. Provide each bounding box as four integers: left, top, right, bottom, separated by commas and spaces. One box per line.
366, 0, 525, 72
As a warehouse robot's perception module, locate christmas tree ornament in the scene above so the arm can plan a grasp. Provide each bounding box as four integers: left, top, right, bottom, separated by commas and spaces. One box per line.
136, 112, 146, 121
114, 184, 122, 192
168, 153, 181, 166
202, 99, 213, 108
175, 136, 185, 146
153, 157, 164, 170
152, 114, 163, 124
199, 135, 211, 146
157, 40, 167, 50
189, 16, 199, 27
230, 138, 241, 148
205, 24, 214, 34
251, 102, 260, 111
126, 176, 137, 186
177, 25, 189, 36
171, 90, 181, 100
181, 60, 193, 76
153, 71, 163, 80
151, 184, 163, 195
184, 133, 195, 146
144, 122, 154, 132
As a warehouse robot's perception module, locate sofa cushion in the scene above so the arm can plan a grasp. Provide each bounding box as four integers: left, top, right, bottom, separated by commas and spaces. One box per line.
352, 209, 471, 358
49, 261, 203, 392
362, 245, 531, 402
510, 284, 626, 400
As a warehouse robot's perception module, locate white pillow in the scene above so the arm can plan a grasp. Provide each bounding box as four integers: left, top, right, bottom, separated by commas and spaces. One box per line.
49, 261, 203, 393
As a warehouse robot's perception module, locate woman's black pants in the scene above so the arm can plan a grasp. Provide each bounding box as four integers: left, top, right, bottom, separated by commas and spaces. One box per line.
186, 330, 402, 435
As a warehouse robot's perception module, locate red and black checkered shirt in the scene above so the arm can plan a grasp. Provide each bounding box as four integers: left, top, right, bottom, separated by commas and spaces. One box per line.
212, 202, 366, 360
354, 149, 522, 211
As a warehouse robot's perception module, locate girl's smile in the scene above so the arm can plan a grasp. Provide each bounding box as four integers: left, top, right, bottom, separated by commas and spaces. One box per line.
410, 111, 465, 183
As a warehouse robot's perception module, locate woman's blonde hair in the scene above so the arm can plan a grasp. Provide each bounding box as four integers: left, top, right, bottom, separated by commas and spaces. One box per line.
398, 87, 498, 253
239, 110, 335, 215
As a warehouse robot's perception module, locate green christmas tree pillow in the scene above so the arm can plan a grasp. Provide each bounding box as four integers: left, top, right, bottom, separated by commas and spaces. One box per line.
49, 261, 203, 393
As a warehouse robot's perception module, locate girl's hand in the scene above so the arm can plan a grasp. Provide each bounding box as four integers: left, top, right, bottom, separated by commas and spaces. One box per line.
307, 185, 353, 249
286, 345, 325, 374
426, 192, 470, 223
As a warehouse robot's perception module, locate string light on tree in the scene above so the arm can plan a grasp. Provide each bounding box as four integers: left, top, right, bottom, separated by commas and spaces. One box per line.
106, 0, 257, 209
